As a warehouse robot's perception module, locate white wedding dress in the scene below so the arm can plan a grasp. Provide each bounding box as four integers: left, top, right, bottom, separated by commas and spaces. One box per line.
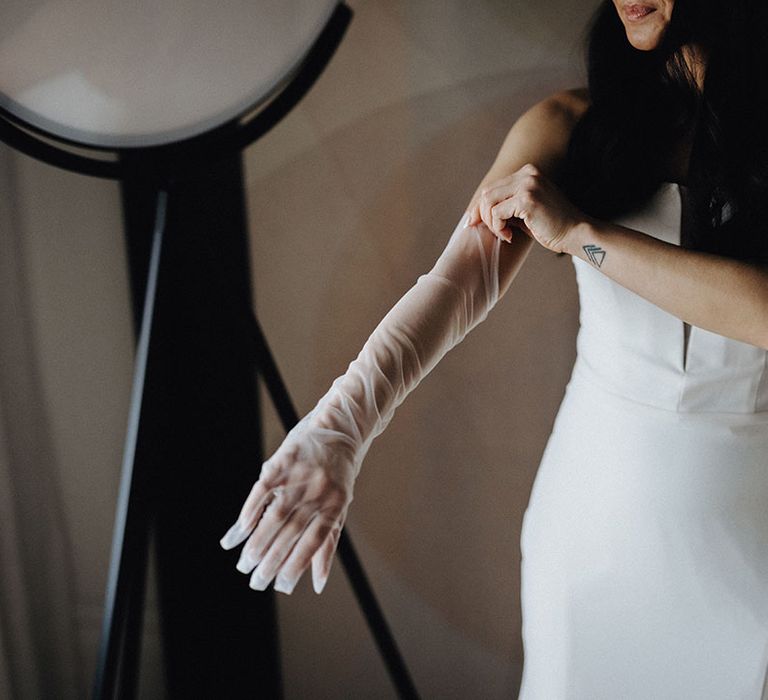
518, 181, 768, 699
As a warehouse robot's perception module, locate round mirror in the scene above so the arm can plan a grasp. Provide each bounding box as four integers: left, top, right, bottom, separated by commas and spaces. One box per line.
0, 0, 338, 147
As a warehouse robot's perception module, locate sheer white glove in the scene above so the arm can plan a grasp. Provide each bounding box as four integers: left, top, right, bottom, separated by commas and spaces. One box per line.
219, 211, 517, 595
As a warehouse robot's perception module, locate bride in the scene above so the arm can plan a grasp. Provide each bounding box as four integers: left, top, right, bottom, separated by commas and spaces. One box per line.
221, 1, 768, 695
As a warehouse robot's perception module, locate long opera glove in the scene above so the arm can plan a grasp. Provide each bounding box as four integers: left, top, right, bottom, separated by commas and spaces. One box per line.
219, 211, 519, 595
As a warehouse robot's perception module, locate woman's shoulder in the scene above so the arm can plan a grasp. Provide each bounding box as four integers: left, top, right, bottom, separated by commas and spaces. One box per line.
492, 86, 590, 181
531, 86, 590, 130
553, 86, 591, 118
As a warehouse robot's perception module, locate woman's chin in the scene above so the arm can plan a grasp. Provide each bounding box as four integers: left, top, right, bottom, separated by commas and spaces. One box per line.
626, 30, 663, 51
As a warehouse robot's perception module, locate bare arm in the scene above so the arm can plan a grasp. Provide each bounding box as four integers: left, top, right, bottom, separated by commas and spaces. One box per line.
565, 220, 768, 349
470, 88, 768, 350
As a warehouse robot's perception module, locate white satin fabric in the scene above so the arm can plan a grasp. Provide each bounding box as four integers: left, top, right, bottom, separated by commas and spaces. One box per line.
519, 182, 768, 699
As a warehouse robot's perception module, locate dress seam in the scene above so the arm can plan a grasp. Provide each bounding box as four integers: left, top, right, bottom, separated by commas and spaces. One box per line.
573, 357, 768, 418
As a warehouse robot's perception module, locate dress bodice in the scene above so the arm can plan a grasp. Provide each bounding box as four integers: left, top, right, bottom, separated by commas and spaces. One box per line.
571, 182, 768, 414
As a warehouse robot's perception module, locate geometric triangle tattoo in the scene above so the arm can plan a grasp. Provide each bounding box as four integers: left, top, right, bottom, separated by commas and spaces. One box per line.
582, 244, 606, 267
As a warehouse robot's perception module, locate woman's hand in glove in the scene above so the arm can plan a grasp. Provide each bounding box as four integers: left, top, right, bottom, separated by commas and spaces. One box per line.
219, 411, 356, 595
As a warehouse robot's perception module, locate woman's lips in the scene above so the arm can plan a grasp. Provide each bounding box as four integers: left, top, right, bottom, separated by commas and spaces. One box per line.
626, 4, 656, 21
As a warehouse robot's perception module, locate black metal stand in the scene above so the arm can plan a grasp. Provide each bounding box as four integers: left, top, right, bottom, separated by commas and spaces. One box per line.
105, 154, 285, 699
0, 4, 422, 699
90, 188, 168, 699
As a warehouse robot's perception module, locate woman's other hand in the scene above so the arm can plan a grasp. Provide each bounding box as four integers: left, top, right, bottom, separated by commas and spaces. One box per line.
465, 163, 590, 253
219, 411, 356, 595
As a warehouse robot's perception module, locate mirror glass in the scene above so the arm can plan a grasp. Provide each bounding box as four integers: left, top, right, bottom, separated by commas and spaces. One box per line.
0, 0, 337, 147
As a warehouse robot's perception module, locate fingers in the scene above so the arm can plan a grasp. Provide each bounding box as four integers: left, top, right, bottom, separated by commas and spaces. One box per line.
219, 482, 274, 550
219, 457, 287, 550
247, 503, 316, 591
467, 180, 514, 230
276, 512, 341, 595
490, 199, 522, 241
472, 182, 514, 240
479, 185, 502, 235
491, 204, 512, 240
236, 504, 345, 597
312, 513, 345, 594
272, 515, 329, 594
230, 472, 349, 595
222, 444, 354, 594
465, 202, 480, 228
468, 164, 540, 237
235, 487, 302, 572
467, 179, 501, 226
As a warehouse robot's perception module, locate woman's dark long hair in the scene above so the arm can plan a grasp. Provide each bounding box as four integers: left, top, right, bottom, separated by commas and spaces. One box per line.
559, 0, 768, 262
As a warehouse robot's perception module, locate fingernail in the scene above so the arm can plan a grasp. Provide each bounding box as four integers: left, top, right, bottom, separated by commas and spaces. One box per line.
462, 212, 471, 228
274, 575, 297, 595
249, 570, 270, 591
236, 552, 254, 573
219, 522, 242, 549
313, 568, 328, 594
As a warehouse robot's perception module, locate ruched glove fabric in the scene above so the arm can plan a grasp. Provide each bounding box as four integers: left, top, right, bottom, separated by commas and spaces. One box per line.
219, 211, 517, 595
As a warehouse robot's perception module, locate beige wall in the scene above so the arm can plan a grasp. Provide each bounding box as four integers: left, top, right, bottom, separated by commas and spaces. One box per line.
0, 0, 598, 697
